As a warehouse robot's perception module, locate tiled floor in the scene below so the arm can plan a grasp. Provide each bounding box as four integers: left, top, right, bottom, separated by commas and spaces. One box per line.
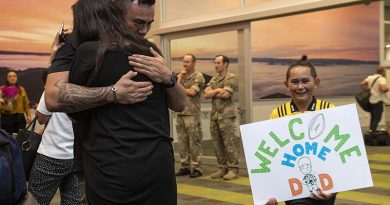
47, 145, 390, 205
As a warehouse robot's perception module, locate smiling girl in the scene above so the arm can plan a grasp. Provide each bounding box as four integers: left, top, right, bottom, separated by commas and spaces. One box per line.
266, 55, 337, 205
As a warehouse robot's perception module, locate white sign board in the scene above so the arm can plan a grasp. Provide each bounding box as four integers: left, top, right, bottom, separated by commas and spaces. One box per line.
240, 104, 373, 204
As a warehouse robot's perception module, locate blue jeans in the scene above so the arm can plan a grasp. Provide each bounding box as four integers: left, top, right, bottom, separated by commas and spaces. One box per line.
370, 101, 383, 131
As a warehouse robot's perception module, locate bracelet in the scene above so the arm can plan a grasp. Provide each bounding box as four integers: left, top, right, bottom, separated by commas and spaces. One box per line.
110, 86, 117, 103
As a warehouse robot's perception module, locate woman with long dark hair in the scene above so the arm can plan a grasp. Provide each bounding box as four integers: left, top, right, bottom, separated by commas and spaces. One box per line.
68, 0, 185, 204
0, 70, 32, 134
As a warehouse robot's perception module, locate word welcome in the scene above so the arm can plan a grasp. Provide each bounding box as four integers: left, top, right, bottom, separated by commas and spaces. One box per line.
251, 117, 362, 174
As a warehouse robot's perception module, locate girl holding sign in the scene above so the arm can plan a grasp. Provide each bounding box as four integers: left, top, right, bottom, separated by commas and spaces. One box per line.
265, 55, 337, 205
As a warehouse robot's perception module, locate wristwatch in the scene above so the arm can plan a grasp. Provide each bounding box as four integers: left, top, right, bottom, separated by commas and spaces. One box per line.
111, 86, 117, 103
164, 72, 177, 88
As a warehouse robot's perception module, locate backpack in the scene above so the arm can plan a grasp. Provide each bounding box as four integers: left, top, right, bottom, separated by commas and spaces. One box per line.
0, 128, 27, 204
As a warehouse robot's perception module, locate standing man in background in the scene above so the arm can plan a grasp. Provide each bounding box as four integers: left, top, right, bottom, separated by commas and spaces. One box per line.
175, 54, 205, 178
204, 55, 239, 180
360, 66, 389, 132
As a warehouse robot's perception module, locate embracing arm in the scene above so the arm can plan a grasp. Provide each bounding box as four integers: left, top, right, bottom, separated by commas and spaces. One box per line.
129, 47, 186, 112
166, 83, 186, 112
45, 71, 151, 113
45, 71, 112, 113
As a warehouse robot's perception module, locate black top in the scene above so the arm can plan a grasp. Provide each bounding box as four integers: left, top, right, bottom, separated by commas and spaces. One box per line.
47, 34, 83, 171
68, 41, 173, 203
69, 41, 170, 143
68, 42, 171, 190
48, 34, 78, 73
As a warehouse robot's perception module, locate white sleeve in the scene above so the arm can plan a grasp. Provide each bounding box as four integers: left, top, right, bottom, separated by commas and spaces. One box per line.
379, 77, 387, 85
36, 92, 52, 116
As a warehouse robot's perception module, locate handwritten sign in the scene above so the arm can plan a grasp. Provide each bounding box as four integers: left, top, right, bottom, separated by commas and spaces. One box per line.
239, 104, 373, 204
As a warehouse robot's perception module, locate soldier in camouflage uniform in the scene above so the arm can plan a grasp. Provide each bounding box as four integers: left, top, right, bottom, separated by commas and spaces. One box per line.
175, 54, 206, 178
204, 55, 239, 180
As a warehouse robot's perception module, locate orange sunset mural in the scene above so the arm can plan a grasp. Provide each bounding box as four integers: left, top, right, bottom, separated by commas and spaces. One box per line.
0, 1, 380, 102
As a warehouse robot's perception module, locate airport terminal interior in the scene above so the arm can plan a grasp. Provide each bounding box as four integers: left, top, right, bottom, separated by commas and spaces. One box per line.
2, 0, 390, 204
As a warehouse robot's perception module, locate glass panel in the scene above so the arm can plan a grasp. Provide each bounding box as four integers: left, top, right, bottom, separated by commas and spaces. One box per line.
385, 1, 390, 21
251, 2, 379, 100
164, 0, 241, 21
170, 32, 238, 156
385, 1, 390, 61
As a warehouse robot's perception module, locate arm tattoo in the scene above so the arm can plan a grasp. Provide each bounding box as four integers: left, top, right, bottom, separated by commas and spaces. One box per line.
55, 80, 110, 113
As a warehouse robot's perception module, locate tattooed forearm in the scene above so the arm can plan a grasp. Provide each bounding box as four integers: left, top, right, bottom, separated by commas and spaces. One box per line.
55, 81, 110, 113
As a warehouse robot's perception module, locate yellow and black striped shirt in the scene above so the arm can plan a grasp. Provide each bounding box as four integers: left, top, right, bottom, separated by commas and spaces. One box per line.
270, 97, 334, 119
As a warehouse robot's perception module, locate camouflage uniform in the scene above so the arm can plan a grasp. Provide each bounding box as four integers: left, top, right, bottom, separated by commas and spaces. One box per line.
176, 70, 205, 172
208, 72, 239, 171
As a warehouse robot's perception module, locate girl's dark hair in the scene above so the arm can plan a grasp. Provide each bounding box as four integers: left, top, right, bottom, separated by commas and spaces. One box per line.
5, 70, 20, 87
72, 0, 151, 73
286, 55, 317, 80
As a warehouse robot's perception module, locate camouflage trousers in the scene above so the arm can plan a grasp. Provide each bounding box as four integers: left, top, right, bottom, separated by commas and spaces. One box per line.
176, 115, 203, 172
210, 117, 239, 170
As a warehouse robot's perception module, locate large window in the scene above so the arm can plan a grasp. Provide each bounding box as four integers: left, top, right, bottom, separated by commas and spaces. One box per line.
251, 2, 379, 100
169, 32, 240, 154
170, 32, 238, 77
384, 1, 390, 62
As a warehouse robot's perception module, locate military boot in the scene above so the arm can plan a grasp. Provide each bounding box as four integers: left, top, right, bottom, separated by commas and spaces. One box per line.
210, 169, 228, 179
223, 170, 238, 180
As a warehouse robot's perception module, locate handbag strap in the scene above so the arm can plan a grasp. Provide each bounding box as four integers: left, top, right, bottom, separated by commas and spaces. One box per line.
369, 76, 381, 89
25, 117, 51, 133
25, 117, 37, 131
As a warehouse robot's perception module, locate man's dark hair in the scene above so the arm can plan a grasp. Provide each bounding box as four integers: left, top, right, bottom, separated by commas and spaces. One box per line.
184, 54, 196, 63
72, 0, 150, 72
215, 55, 229, 68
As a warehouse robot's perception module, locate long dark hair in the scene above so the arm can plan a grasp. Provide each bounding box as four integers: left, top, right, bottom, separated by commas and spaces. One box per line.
72, 0, 151, 72
286, 55, 317, 80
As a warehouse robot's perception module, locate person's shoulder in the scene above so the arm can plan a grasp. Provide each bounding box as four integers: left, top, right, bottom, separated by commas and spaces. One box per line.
316, 99, 334, 109
78, 41, 98, 51
195, 70, 205, 78
270, 101, 290, 119
146, 41, 162, 55
226, 72, 236, 78
75, 41, 99, 58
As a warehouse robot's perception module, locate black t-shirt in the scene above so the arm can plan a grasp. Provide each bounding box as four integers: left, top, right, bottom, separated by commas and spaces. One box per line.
69, 41, 170, 142
47, 34, 83, 171
48, 34, 78, 73
68, 41, 172, 203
